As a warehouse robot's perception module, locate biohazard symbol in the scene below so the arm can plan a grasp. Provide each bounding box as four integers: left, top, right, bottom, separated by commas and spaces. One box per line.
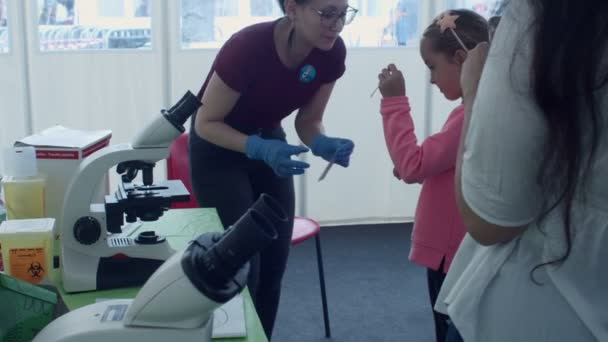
27, 261, 45, 278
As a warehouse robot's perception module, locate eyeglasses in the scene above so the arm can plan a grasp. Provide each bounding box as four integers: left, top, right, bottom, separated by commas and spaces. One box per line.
310, 5, 358, 27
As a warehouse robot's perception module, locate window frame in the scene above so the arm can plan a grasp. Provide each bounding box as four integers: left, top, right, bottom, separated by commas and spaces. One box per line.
180, 0, 424, 50
0, 0, 9, 54
35, 0, 154, 53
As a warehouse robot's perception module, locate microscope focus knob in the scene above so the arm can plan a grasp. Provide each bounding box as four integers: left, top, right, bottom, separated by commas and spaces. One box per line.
73, 217, 102, 245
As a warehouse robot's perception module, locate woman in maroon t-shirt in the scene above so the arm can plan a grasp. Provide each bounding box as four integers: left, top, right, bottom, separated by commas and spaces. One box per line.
189, 0, 357, 338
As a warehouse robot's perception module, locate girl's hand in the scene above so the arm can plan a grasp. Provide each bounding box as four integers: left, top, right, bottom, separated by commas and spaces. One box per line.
378, 64, 406, 98
460, 42, 490, 103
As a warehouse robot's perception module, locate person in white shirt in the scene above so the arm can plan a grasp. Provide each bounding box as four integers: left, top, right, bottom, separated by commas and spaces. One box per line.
436, 0, 608, 341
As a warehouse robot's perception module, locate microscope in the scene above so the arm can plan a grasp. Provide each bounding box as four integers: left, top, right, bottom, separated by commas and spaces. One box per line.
34, 194, 285, 342
60, 91, 202, 293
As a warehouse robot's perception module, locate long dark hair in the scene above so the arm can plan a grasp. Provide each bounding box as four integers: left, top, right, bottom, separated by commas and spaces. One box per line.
530, 0, 608, 274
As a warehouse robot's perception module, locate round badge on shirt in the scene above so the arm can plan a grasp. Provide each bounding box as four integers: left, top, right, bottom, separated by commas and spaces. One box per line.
299, 64, 317, 84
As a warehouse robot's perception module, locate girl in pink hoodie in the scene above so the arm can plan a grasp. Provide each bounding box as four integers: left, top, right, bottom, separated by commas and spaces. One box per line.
376, 10, 488, 342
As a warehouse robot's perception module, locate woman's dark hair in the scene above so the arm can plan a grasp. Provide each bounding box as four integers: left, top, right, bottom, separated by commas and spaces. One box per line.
492, 0, 509, 16
530, 0, 608, 276
422, 9, 489, 59
488, 15, 501, 40
277, 0, 309, 13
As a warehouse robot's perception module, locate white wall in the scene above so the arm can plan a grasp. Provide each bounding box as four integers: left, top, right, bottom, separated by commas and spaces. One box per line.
303, 48, 426, 224
0, 0, 29, 173
1, 0, 461, 226
170, 45, 428, 226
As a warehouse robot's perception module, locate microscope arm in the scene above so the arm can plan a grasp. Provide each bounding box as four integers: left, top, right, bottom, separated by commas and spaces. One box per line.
61, 91, 201, 254
61, 145, 170, 253
125, 204, 282, 328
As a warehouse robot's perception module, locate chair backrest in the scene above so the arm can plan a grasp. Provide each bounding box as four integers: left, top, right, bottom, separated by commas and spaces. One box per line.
167, 132, 198, 209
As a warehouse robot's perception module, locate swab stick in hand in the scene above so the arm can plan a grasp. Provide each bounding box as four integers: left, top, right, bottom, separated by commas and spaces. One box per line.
370, 87, 379, 98
371, 67, 394, 98
318, 161, 334, 182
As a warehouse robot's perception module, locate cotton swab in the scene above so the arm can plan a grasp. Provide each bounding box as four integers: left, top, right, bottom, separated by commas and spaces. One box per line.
371, 68, 394, 98
370, 87, 379, 98
318, 161, 334, 182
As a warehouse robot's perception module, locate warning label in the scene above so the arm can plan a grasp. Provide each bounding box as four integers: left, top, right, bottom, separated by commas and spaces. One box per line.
9, 248, 47, 284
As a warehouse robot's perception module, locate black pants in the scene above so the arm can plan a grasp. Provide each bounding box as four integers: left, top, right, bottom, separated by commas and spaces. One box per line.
189, 128, 294, 340
445, 321, 464, 342
427, 259, 450, 342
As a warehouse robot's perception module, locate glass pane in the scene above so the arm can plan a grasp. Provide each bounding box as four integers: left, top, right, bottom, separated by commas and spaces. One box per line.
182, 0, 270, 49
37, 0, 152, 51
342, 0, 421, 47
367, 0, 382, 16
251, 0, 282, 17
0, 0, 7, 53
181, 0, 420, 49
98, 0, 124, 17
445, 0, 507, 18
216, 0, 238, 16
181, 0, 217, 48
0, 0, 5, 26
134, 0, 150, 17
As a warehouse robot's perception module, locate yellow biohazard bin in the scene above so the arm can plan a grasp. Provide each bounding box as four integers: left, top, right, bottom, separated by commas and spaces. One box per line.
0, 218, 55, 286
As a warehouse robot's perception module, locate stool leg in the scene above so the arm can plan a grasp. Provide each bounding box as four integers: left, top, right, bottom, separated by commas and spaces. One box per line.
315, 233, 331, 338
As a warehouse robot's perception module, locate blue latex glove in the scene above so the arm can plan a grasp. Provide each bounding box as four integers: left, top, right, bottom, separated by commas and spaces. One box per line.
245, 135, 310, 177
311, 134, 355, 167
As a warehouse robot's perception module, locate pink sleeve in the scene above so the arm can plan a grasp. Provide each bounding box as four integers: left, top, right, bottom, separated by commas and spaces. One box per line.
380, 96, 464, 183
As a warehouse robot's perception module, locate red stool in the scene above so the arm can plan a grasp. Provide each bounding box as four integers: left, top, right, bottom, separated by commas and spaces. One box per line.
167, 133, 198, 209
292, 216, 331, 338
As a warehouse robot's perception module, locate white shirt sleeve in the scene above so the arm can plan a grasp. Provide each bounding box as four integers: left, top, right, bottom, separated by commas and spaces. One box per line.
461, 0, 547, 227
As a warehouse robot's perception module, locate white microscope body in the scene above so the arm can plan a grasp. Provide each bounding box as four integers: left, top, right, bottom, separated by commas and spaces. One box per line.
36, 252, 218, 342
60, 92, 201, 292
35, 195, 285, 342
